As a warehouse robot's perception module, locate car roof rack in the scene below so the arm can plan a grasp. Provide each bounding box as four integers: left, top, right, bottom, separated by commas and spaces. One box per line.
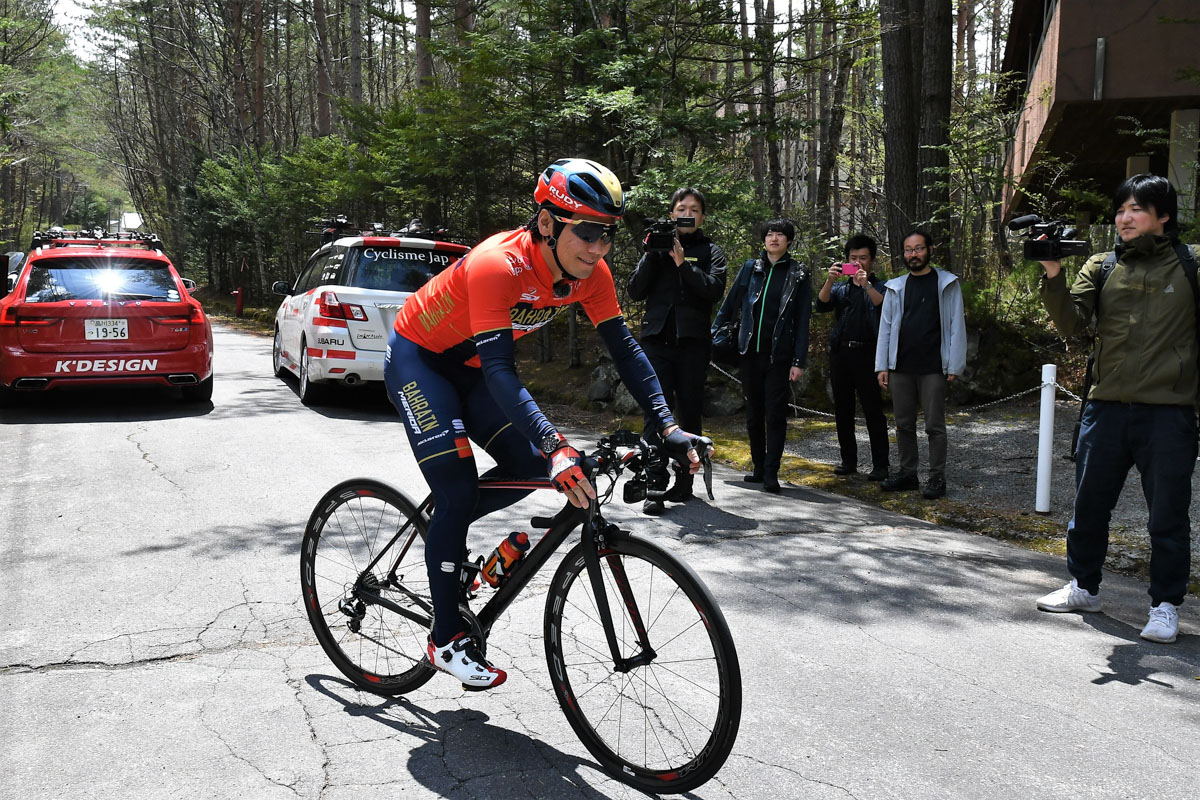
30, 229, 164, 252
308, 215, 451, 243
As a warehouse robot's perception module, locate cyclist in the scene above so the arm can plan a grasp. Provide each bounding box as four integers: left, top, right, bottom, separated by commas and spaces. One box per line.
384, 158, 710, 690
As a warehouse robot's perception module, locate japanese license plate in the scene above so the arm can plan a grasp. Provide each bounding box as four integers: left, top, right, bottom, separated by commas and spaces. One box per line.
85, 318, 128, 340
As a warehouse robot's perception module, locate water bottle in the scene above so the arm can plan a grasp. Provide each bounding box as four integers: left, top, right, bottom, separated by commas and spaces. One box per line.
481, 531, 530, 587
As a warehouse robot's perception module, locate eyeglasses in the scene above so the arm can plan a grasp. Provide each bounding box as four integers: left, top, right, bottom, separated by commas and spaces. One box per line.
903, 245, 928, 255
549, 212, 619, 245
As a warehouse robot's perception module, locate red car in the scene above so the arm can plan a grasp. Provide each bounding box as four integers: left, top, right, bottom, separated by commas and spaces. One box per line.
0, 231, 214, 405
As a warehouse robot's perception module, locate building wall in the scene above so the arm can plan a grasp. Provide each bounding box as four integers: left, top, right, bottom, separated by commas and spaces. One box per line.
1005, 0, 1200, 213
1055, 0, 1200, 103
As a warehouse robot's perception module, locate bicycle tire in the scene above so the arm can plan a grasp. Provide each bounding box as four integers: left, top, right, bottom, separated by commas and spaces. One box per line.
544, 535, 742, 794
301, 478, 436, 694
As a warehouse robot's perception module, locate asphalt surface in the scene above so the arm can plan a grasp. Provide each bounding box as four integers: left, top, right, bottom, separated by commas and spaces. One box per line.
1, 323, 1198, 799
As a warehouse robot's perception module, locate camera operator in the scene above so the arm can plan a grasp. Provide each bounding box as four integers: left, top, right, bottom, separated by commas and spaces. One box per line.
1035, 173, 1198, 644
627, 187, 728, 514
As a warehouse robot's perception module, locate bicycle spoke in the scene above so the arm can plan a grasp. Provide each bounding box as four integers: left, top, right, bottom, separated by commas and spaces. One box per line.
545, 537, 740, 792
302, 481, 437, 695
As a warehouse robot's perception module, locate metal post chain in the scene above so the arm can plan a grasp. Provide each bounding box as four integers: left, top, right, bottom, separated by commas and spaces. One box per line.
709, 360, 1086, 418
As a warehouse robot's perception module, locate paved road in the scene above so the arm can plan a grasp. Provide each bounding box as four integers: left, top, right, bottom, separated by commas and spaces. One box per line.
2, 324, 1198, 799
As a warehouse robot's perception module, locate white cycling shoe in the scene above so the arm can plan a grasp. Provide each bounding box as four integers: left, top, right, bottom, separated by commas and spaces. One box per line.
427, 632, 508, 691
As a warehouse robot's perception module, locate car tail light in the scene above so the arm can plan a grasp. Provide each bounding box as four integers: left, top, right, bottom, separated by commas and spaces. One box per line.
0, 301, 49, 327
152, 300, 205, 326
0, 300, 19, 326
317, 291, 367, 321
187, 299, 206, 324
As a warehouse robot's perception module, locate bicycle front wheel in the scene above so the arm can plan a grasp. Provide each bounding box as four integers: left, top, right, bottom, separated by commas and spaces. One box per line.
301, 479, 436, 694
544, 535, 742, 794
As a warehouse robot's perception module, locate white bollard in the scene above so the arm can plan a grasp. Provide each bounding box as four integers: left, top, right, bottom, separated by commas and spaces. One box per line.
1035, 363, 1056, 513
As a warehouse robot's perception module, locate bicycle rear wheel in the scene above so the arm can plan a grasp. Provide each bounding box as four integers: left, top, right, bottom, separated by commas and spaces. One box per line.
544, 534, 741, 794
301, 478, 436, 694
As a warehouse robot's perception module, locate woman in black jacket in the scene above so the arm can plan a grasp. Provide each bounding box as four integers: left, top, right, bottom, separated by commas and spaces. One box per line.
628, 188, 728, 512
711, 218, 812, 493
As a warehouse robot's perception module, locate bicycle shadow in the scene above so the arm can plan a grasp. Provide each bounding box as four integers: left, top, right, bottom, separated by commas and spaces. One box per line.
304, 674, 648, 798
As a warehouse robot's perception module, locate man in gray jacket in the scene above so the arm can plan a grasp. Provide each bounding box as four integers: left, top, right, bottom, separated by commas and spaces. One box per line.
874, 229, 967, 499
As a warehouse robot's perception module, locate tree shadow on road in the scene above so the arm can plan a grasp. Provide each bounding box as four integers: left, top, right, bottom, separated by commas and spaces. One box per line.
304, 673, 643, 798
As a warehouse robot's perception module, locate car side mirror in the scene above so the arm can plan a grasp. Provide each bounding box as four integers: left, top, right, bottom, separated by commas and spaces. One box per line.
272, 280, 292, 296
180, 277, 197, 292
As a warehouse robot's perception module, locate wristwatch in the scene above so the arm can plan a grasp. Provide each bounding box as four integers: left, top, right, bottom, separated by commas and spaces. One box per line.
539, 431, 567, 456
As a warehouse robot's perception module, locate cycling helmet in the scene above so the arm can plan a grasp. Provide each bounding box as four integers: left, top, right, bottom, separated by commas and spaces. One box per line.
534, 158, 624, 220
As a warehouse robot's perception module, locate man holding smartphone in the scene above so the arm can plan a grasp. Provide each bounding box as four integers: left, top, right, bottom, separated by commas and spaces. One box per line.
816, 234, 889, 479
628, 187, 728, 513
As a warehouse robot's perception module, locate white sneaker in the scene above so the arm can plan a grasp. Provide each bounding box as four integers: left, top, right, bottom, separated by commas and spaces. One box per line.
1036, 579, 1102, 613
1140, 603, 1179, 644
427, 632, 507, 690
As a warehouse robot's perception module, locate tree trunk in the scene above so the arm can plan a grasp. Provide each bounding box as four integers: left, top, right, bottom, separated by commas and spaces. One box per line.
253, 0, 266, 150
760, 0, 781, 212
313, 0, 333, 135
918, 0, 952, 243
349, 0, 363, 105
740, 0, 764, 195
878, 0, 921, 260
415, 1, 434, 91
816, 0, 857, 236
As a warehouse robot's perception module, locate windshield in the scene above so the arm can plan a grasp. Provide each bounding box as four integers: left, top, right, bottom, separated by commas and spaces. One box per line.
349, 246, 457, 293
24, 257, 181, 303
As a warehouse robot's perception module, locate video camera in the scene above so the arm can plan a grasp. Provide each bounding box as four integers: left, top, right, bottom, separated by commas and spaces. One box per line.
642, 216, 696, 254
1008, 214, 1090, 261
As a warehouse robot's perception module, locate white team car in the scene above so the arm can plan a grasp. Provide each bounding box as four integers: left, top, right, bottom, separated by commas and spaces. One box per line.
272, 229, 469, 405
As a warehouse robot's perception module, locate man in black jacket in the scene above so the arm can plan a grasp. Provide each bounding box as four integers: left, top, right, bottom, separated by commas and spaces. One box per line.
628, 187, 728, 513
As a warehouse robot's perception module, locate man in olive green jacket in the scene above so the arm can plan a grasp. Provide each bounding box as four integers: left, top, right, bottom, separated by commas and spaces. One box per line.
1034, 174, 1197, 644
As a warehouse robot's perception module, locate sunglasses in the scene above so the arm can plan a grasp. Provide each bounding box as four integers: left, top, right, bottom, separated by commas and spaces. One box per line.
549, 212, 619, 245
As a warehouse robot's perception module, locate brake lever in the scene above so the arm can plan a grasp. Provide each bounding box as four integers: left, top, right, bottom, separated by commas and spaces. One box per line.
691, 435, 715, 501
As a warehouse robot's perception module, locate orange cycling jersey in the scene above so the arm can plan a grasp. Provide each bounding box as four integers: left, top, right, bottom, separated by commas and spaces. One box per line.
394, 227, 622, 363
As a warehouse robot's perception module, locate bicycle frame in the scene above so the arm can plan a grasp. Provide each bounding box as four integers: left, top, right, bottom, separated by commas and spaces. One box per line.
352, 467, 653, 671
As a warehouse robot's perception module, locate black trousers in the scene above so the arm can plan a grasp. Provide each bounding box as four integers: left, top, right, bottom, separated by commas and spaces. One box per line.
642, 337, 709, 488
829, 343, 889, 471
740, 351, 792, 478
1069, 401, 1196, 606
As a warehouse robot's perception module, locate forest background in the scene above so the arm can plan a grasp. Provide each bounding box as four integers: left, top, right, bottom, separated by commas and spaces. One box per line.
3, 0, 1195, 400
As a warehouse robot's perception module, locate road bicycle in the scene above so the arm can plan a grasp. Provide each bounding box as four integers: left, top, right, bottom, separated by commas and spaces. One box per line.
300, 431, 742, 794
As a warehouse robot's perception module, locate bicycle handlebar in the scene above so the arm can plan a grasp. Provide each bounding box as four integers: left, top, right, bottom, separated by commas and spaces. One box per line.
583, 431, 716, 501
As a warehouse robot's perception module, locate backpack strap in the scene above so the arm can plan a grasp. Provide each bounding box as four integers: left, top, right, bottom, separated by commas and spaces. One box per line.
1093, 251, 1119, 313
1174, 242, 1200, 311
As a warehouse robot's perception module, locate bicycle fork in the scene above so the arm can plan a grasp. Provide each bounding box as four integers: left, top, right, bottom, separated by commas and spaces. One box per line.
581, 516, 658, 672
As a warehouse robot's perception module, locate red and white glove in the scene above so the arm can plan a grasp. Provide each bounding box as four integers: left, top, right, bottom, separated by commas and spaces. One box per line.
543, 433, 585, 494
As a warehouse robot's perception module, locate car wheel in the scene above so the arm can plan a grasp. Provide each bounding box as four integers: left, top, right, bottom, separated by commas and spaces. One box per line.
272, 327, 287, 378
299, 339, 327, 406
182, 375, 214, 403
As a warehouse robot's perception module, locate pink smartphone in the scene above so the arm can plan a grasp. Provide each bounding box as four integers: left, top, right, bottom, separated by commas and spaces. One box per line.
841, 262, 859, 275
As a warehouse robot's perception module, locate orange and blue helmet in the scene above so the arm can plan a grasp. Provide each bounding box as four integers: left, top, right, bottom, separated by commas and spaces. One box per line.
534, 158, 624, 220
